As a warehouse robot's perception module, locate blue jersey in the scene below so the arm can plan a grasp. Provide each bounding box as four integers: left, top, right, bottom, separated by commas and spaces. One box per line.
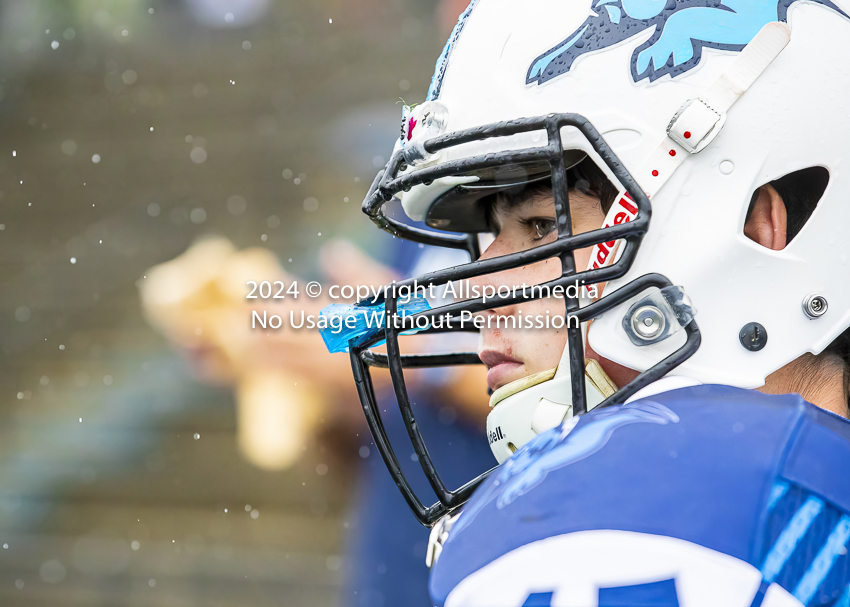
430, 385, 850, 607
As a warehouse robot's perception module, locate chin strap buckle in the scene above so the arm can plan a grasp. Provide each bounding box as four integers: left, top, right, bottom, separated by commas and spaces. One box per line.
426, 512, 459, 568
667, 98, 725, 154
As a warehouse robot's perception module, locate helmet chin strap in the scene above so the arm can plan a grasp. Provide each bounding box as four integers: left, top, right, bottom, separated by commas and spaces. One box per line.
485, 22, 792, 464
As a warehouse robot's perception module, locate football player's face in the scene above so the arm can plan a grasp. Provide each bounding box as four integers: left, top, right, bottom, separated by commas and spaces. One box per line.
471, 188, 614, 392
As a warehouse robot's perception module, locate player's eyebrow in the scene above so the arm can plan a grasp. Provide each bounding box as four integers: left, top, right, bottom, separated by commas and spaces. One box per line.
486, 184, 555, 234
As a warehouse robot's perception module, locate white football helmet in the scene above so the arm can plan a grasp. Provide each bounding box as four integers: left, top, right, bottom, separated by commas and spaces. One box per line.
331, 0, 850, 525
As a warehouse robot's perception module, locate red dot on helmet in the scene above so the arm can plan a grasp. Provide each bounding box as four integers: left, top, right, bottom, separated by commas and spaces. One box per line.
683, 131, 692, 139
669, 150, 676, 157
652, 170, 659, 177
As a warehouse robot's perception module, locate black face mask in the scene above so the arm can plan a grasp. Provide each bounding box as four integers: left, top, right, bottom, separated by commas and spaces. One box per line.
337, 112, 701, 527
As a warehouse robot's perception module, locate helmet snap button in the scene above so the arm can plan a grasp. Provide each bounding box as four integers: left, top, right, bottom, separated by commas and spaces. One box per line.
802, 294, 828, 319
739, 322, 767, 352
631, 306, 666, 340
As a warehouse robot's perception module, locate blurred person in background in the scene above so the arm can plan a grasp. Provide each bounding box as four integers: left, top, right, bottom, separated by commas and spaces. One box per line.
141, 232, 494, 607
0, 0, 489, 603
137, 3, 492, 605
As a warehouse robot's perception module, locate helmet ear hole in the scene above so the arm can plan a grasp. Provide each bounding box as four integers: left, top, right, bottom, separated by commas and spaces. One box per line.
744, 167, 829, 247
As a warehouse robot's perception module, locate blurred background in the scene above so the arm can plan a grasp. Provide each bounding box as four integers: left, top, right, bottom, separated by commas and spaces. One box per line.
0, 0, 481, 605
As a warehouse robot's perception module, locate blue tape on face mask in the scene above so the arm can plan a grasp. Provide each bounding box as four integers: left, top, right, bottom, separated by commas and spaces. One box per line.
319, 294, 432, 354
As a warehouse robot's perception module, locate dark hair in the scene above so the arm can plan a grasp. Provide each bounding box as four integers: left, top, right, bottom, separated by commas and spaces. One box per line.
486, 157, 618, 232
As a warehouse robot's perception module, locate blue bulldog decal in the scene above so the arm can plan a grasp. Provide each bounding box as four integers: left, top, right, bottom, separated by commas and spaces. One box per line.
527, 0, 848, 84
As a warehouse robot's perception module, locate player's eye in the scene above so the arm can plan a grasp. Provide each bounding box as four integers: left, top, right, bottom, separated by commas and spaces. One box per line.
529, 218, 556, 241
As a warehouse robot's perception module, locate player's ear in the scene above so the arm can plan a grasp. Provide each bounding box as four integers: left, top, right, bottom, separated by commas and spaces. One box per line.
744, 184, 787, 251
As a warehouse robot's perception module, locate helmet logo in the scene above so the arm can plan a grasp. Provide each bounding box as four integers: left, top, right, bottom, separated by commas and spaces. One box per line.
527, 0, 847, 85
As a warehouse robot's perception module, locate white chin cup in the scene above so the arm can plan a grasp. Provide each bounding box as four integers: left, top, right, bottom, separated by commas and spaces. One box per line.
486, 360, 616, 464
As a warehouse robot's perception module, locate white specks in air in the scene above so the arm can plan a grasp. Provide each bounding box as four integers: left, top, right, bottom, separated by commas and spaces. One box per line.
91, 154, 101, 163
224, 508, 228, 513
14, 579, 23, 590
11, 150, 15, 157
59, 344, 65, 350
51, 41, 59, 50
193, 433, 200, 440
28, 203, 31, 207
131, 541, 140, 551
190, 208, 207, 223
61, 140, 77, 155
122, 70, 137, 85
343, 197, 349, 202
282, 168, 293, 179
329, 18, 333, 24
316, 463, 328, 476
79, 418, 82, 423
226, 195, 247, 215
303, 197, 319, 212
354, 177, 361, 183
3, 544, 8, 549
225, 12, 235, 23
149, 8, 154, 14
244, 504, 252, 512
103, 375, 113, 386
242, 40, 252, 50
0, 224, 5, 230
99, 239, 102, 244
229, 79, 235, 85
148, 579, 156, 588
70, 257, 77, 264
190, 147, 207, 164
147, 203, 160, 217
251, 509, 260, 519
121, 30, 129, 37
293, 177, 301, 185
359, 446, 371, 459
317, 232, 322, 237
149, 127, 153, 131
260, 234, 268, 242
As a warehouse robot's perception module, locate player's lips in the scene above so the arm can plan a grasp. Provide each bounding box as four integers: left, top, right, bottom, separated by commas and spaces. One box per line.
479, 350, 523, 392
